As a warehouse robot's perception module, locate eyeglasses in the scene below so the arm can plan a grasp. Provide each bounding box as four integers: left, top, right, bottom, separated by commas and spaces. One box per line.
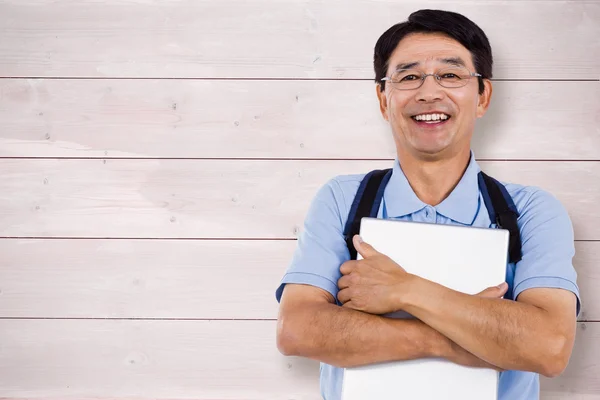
381, 66, 482, 90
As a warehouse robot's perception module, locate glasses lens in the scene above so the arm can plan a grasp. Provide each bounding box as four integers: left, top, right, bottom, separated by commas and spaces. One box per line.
437, 66, 473, 88
390, 69, 423, 90
388, 66, 476, 89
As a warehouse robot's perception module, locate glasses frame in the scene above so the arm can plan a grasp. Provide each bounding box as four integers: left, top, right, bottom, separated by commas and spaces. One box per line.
381, 67, 483, 90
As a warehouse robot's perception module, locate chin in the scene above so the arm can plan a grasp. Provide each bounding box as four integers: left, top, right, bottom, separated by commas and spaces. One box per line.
412, 142, 452, 156
395, 130, 456, 158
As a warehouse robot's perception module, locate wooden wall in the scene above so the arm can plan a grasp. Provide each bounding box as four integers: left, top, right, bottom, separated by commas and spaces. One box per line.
0, 0, 599, 398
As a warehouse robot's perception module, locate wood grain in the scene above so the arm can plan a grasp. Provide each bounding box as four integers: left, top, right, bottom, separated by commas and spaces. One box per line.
0, 1, 598, 79
0, 319, 320, 399
0, 320, 596, 398
0, 239, 594, 320
0, 239, 294, 320
0, 79, 598, 159
0, 159, 598, 239
0, 0, 598, 398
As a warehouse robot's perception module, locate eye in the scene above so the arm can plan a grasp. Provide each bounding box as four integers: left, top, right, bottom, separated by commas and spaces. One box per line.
400, 74, 420, 82
441, 73, 459, 79
390, 69, 423, 84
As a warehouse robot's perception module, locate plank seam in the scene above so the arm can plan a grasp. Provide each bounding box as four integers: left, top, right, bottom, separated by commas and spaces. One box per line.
0, 237, 299, 241
2, 157, 600, 162
0, 76, 598, 82
0, 317, 277, 321
0, 317, 596, 322
0, 237, 598, 242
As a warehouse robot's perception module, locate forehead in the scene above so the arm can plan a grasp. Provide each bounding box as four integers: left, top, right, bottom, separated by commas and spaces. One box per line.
387, 32, 475, 72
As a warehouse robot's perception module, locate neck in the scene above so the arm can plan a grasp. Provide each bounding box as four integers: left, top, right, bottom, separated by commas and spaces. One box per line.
396, 148, 471, 207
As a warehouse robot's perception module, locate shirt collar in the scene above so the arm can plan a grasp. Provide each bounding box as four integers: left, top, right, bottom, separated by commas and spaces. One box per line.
383, 150, 481, 225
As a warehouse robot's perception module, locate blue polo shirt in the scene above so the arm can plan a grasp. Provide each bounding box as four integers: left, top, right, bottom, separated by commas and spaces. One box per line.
275, 151, 581, 400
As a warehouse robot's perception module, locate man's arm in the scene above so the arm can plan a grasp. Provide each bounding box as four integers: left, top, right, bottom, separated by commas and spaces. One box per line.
398, 190, 580, 378
400, 280, 577, 377
276, 283, 500, 369
338, 236, 578, 377
338, 190, 580, 378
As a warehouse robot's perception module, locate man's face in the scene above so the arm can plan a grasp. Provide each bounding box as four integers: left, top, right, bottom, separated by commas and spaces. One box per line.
376, 32, 492, 160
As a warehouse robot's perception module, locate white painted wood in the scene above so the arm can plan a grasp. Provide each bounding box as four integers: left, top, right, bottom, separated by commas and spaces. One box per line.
0, 0, 596, 397
0, 79, 597, 160
0, 239, 594, 320
0, 319, 321, 399
0, 160, 598, 239
0, 1, 598, 79
542, 395, 600, 400
0, 320, 595, 398
0, 239, 295, 319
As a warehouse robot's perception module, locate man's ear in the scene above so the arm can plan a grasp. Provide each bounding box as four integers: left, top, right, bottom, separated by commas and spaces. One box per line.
376, 84, 389, 122
476, 79, 493, 118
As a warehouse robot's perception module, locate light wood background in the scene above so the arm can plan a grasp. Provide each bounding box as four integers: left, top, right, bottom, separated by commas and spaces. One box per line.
0, 0, 599, 399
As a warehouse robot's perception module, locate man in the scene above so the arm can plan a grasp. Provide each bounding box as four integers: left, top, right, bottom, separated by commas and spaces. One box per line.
275, 9, 580, 400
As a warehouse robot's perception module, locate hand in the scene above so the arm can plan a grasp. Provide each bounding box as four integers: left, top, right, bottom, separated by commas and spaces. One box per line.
441, 282, 509, 371
337, 235, 414, 315
475, 282, 509, 299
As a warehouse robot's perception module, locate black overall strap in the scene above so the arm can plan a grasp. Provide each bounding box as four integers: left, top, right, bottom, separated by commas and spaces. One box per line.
478, 171, 523, 263
343, 168, 522, 264
343, 169, 392, 260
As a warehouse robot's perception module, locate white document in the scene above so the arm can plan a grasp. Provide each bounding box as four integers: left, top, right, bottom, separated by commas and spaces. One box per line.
341, 217, 509, 400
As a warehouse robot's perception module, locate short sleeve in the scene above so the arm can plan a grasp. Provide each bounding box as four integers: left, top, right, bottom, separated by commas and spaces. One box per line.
275, 178, 351, 303
512, 189, 581, 316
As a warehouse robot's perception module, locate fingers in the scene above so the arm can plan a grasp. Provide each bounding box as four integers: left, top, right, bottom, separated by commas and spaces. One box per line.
338, 289, 361, 311
339, 260, 358, 275
342, 300, 357, 310
337, 288, 351, 305
337, 274, 352, 290
353, 235, 379, 259
475, 282, 509, 299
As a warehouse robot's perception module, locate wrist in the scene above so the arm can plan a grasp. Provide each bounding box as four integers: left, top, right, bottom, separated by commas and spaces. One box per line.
394, 273, 422, 310
405, 319, 451, 359
430, 329, 453, 359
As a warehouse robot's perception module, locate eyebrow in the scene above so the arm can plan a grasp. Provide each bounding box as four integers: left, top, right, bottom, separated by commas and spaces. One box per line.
393, 57, 467, 70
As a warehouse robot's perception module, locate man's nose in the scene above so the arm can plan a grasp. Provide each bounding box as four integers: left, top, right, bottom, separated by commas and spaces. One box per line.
415, 75, 445, 102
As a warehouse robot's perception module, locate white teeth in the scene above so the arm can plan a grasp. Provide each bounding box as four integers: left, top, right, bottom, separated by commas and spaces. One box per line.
414, 113, 449, 121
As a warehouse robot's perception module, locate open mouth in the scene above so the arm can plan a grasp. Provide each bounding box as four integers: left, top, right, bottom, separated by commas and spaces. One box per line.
410, 113, 451, 126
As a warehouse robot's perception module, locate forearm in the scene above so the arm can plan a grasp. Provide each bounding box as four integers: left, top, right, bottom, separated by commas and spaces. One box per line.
403, 278, 561, 374
278, 301, 445, 368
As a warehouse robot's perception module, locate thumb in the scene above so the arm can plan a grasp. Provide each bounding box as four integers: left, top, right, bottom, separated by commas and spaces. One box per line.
353, 235, 378, 258
475, 282, 508, 299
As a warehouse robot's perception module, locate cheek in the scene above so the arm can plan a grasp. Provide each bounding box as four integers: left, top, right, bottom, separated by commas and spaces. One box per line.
451, 93, 479, 119
386, 92, 410, 121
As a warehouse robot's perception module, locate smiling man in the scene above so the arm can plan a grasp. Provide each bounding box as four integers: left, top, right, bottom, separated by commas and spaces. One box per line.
275, 9, 580, 400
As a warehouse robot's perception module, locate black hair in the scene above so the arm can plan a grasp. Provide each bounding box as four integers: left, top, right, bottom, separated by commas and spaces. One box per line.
374, 9, 493, 94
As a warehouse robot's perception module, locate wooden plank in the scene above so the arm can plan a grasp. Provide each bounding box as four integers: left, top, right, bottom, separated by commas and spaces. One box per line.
0, 320, 596, 398
0, 239, 294, 320
0, 319, 320, 399
1, 160, 599, 239
0, 239, 595, 320
0, 1, 598, 79
543, 395, 600, 400
0, 79, 598, 160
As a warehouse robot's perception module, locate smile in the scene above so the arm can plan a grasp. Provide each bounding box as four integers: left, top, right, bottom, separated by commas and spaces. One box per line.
410, 112, 451, 125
